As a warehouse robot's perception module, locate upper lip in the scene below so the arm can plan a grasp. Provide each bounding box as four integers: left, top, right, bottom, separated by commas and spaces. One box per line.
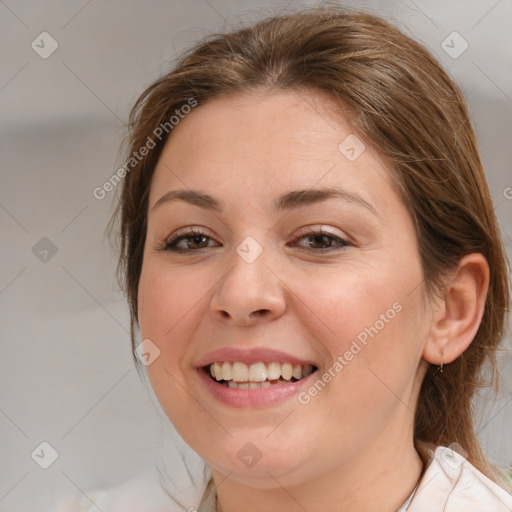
196, 347, 318, 368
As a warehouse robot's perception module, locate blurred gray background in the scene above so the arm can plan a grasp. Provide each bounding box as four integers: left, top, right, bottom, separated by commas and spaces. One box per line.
1, 0, 511, 510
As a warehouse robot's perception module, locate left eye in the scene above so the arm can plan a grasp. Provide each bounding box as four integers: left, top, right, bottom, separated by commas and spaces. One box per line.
290, 230, 350, 251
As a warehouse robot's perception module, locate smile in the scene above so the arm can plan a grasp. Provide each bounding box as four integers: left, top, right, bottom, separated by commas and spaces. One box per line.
208, 361, 315, 389
196, 347, 319, 407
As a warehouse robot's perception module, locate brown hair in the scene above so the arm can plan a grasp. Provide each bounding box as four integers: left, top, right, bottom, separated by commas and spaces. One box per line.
109, 5, 510, 481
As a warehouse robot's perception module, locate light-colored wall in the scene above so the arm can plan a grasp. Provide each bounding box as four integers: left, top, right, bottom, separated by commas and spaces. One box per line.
1, 1, 511, 510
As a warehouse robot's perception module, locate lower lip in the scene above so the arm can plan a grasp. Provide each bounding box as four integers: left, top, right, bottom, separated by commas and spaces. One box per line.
197, 368, 317, 408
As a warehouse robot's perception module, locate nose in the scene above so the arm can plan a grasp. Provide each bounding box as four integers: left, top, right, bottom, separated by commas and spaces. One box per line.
209, 245, 286, 326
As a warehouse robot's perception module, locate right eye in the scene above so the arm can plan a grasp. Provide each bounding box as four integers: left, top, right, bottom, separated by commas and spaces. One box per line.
157, 227, 220, 254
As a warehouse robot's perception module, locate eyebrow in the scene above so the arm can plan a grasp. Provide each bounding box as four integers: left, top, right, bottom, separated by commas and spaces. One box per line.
151, 187, 378, 216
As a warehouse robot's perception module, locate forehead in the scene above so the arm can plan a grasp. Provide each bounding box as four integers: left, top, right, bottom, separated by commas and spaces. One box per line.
149, 89, 395, 213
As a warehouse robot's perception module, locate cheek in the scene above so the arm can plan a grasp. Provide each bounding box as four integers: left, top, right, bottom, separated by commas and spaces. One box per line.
137, 261, 211, 425
303, 261, 424, 391
300, 268, 403, 350
137, 261, 210, 365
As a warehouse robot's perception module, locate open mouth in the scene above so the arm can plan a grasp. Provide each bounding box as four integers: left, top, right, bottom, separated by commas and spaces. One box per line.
204, 361, 317, 390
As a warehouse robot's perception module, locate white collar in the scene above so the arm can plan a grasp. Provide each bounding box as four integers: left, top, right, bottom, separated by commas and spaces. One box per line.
407, 445, 512, 511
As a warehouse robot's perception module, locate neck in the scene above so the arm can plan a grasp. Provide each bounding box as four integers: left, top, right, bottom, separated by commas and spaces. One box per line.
211, 430, 423, 512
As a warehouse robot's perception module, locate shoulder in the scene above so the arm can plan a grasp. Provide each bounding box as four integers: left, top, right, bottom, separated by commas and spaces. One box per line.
54, 470, 208, 512
409, 445, 512, 512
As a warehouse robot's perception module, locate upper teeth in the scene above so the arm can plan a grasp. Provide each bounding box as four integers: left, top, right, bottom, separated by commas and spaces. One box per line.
209, 361, 314, 382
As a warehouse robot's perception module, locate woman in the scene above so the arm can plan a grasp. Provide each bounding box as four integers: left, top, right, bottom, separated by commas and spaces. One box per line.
87, 5, 511, 511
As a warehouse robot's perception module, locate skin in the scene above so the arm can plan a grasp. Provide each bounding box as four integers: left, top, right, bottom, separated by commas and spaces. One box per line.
137, 89, 489, 511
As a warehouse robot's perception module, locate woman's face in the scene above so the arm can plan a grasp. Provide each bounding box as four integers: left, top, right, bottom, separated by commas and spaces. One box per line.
138, 89, 430, 487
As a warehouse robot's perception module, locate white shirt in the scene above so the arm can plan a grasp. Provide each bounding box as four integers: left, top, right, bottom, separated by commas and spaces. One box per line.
59, 446, 512, 511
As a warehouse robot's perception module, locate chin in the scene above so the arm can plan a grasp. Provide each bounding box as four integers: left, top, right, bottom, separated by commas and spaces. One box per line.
197, 433, 312, 482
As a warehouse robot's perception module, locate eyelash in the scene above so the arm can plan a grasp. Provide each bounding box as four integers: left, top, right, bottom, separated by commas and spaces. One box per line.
157, 226, 351, 254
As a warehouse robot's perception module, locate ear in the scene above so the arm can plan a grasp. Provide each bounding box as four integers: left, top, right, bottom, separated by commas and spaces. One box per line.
423, 253, 490, 366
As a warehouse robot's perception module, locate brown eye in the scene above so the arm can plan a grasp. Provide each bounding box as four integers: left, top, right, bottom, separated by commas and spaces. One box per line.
291, 229, 350, 252
170, 234, 211, 251
158, 227, 220, 254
